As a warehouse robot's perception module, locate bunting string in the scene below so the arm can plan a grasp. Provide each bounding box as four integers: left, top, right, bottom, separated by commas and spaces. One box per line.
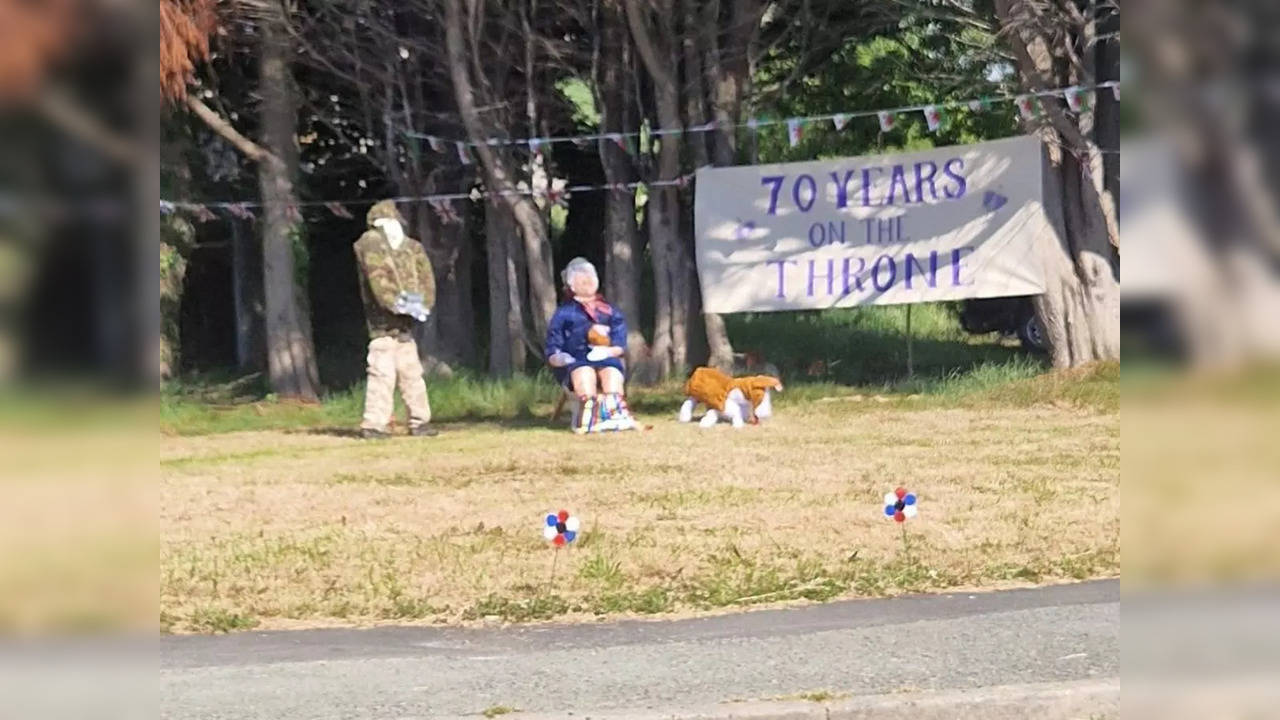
406, 81, 1120, 151
161, 80, 1120, 222
159, 174, 697, 222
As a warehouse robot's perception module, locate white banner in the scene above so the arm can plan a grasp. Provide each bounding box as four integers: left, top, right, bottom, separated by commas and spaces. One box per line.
694, 135, 1049, 313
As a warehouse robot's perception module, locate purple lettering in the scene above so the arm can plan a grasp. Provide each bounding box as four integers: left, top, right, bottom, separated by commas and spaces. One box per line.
767, 259, 797, 297
942, 158, 967, 199
887, 165, 912, 205
830, 170, 857, 209
826, 221, 846, 245
793, 174, 817, 212
872, 255, 897, 292
761, 175, 786, 214
913, 161, 939, 202
905, 251, 939, 289
950, 246, 974, 286
807, 259, 835, 296
842, 257, 865, 292
808, 222, 826, 248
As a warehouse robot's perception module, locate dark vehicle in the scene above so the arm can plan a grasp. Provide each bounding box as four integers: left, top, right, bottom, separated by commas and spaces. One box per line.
958, 296, 1047, 352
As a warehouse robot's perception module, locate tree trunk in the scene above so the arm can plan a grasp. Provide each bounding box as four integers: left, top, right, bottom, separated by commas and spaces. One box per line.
696, 0, 757, 371
443, 0, 557, 341
412, 207, 475, 375
704, 0, 759, 166
596, 0, 652, 377
627, 0, 689, 376
1094, 2, 1120, 212
995, 0, 1119, 368
230, 218, 266, 372
159, 231, 189, 380
257, 4, 320, 400
485, 199, 523, 377
1033, 145, 1120, 367
680, 0, 709, 169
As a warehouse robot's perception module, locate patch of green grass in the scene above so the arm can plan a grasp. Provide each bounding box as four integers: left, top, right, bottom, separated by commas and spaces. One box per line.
578, 552, 624, 589
162, 304, 1077, 436
464, 594, 570, 623
455, 544, 1108, 626
330, 471, 439, 487
725, 304, 1023, 386
185, 607, 259, 633
481, 705, 519, 719
161, 371, 563, 436
776, 690, 847, 703
390, 597, 442, 619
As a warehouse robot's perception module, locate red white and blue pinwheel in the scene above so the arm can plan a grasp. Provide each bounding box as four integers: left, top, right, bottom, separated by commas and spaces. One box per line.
543, 509, 580, 547
883, 487, 918, 523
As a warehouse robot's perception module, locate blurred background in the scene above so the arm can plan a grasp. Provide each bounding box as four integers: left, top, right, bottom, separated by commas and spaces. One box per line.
0, 0, 1278, 717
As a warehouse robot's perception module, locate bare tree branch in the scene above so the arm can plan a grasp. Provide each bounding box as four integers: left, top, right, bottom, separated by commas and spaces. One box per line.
185, 94, 282, 168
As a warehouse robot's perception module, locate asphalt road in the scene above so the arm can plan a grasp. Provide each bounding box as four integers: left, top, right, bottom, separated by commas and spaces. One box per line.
160, 580, 1117, 719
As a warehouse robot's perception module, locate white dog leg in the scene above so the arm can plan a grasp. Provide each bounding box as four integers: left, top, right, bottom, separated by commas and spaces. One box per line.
678, 398, 696, 423
754, 389, 773, 420
725, 401, 745, 428
724, 389, 747, 428
698, 409, 719, 428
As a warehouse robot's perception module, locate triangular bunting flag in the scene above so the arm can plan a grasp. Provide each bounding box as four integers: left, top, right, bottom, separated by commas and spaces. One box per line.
546, 187, 570, 208
1065, 86, 1093, 112
832, 113, 850, 131
180, 203, 217, 223
786, 118, 804, 148
226, 202, 256, 222
877, 111, 897, 133
1015, 95, 1041, 120
325, 202, 354, 219
923, 105, 945, 133
429, 198, 461, 225
425, 135, 445, 152
746, 117, 760, 132
1111, 84, 1120, 101
455, 141, 472, 164
284, 203, 304, 224
968, 96, 993, 113
529, 137, 543, 155
573, 137, 591, 149
159, 200, 175, 214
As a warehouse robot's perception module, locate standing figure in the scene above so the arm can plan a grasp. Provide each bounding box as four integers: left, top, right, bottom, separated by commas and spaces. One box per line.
545, 257, 637, 433
354, 200, 438, 439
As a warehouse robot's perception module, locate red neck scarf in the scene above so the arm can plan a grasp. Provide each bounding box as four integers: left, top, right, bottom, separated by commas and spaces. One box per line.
574, 295, 613, 323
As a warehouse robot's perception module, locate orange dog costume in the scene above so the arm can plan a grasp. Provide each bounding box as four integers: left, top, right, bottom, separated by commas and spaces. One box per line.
679, 366, 783, 428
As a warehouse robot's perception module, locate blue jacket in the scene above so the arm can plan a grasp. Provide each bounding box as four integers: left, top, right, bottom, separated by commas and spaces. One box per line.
545, 299, 627, 362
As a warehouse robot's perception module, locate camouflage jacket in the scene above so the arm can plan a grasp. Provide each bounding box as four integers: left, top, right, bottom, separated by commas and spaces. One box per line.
354, 200, 436, 339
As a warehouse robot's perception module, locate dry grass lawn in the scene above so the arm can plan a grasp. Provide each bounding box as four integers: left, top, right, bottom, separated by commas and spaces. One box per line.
161, 376, 1118, 633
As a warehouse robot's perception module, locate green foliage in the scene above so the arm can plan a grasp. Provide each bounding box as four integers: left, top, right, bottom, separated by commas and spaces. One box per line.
557, 77, 599, 128
752, 15, 1017, 164
185, 607, 259, 633
725, 304, 1027, 386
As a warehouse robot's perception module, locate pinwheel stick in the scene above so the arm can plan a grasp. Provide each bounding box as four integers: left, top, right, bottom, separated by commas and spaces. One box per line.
549, 547, 560, 587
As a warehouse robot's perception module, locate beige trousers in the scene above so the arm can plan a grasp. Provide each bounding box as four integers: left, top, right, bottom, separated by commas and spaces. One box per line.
361, 336, 432, 431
